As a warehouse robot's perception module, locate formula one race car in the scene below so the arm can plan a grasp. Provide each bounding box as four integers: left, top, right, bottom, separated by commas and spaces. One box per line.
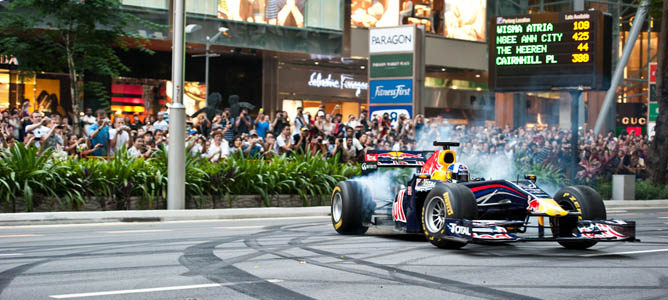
330, 142, 637, 249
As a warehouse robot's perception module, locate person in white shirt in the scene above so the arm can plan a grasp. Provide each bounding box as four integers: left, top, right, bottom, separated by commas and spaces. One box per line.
81, 108, 96, 135
109, 117, 132, 156
24, 112, 50, 148
275, 126, 292, 154
153, 112, 169, 132
346, 114, 360, 129
207, 131, 230, 162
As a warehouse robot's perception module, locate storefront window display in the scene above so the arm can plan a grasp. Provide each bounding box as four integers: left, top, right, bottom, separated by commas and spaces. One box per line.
218, 0, 306, 28
282, 99, 361, 123
0, 68, 71, 116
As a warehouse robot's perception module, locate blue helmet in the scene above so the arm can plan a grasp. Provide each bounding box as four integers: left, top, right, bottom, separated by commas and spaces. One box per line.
446, 163, 469, 182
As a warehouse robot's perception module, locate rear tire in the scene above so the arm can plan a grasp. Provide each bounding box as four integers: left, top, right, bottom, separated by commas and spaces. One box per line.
422, 183, 477, 249
331, 181, 369, 235
552, 185, 606, 250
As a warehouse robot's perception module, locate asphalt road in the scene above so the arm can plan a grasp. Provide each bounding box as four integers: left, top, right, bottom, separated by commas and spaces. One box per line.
0, 208, 667, 300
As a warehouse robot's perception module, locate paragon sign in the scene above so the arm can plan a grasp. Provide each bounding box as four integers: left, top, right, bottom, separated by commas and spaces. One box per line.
369, 26, 415, 54
307, 72, 368, 97
369, 79, 413, 104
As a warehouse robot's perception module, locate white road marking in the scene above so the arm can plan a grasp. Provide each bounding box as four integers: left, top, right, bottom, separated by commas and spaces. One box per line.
49, 279, 284, 299
580, 248, 668, 257
216, 226, 266, 230
0, 234, 42, 238
100, 229, 171, 234
0, 253, 23, 257
658, 217, 668, 219
606, 210, 627, 213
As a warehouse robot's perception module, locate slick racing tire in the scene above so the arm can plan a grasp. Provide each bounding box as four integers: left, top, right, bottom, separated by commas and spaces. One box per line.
422, 183, 478, 249
331, 181, 369, 235
552, 185, 606, 250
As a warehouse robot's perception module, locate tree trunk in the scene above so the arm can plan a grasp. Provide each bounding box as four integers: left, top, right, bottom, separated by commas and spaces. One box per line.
648, 0, 668, 184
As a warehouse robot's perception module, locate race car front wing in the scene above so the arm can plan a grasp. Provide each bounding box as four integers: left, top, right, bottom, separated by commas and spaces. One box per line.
434, 218, 637, 243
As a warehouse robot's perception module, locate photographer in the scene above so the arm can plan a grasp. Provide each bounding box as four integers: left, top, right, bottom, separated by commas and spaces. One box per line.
276, 126, 293, 155
272, 111, 288, 137
254, 109, 270, 139
87, 109, 110, 156
243, 133, 264, 158
235, 108, 251, 136
109, 117, 132, 156
292, 127, 310, 153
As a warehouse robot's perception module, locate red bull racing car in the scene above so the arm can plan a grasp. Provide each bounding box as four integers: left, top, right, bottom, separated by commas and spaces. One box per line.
331, 142, 637, 249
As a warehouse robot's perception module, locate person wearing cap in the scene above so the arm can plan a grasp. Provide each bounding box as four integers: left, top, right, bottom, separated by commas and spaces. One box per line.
243, 132, 264, 158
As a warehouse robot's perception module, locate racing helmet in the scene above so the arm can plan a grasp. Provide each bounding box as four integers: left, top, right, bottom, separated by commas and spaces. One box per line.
446, 163, 469, 182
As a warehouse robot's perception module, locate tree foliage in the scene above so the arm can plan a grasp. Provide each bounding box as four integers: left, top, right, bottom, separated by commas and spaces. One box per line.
0, 0, 154, 117
647, 0, 668, 184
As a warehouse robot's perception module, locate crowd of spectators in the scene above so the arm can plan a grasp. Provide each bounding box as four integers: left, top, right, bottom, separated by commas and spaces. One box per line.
0, 101, 655, 181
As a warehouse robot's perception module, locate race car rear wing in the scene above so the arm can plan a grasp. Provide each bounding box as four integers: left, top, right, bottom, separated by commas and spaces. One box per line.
362, 150, 430, 175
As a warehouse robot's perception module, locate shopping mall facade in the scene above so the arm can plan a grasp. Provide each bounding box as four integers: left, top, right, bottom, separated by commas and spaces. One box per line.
0, 0, 658, 133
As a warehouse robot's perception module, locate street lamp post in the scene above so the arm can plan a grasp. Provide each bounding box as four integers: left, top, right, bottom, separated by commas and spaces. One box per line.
204, 27, 228, 99
167, 0, 186, 210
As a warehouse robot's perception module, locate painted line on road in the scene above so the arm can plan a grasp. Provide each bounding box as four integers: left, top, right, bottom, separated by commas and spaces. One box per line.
0, 253, 23, 257
608, 213, 637, 216
216, 226, 266, 230
0, 234, 42, 238
49, 279, 284, 299
580, 248, 668, 257
100, 229, 171, 234
606, 210, 627, 213
658, 217, 668, 219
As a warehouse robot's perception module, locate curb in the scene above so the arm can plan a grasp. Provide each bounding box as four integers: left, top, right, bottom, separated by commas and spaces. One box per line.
0, 207, 331, 226
603, 200, 668, 208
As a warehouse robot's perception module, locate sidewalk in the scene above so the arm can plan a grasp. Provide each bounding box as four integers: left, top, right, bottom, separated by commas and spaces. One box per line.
0, 200, 666, 226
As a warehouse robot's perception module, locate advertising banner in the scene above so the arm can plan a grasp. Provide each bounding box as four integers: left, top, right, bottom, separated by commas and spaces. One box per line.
443, 0, 486, 42
369, 105, 412, 126
649, 62, 657, 84
369, 26, 415, 53
369, 79, 413, 104
351, 0, 400, 28
649, 102, 658, 122
370, 53, 413, 78
218, 0, 306, 28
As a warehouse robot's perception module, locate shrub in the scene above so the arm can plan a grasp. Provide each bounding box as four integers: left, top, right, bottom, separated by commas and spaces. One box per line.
0, 146, 360, 212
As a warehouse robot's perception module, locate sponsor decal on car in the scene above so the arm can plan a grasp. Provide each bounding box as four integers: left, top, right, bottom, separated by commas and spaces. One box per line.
443, 192, 454, 216
393, 189, 407, 222
448, 223, 471, 235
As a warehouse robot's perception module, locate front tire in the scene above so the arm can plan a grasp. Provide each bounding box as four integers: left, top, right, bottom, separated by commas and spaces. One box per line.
331, 181, 369, 235
552, 185, 606, 249
422, 183, 477, 249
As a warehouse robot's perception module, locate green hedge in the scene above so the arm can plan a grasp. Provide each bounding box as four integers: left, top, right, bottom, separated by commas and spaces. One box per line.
0, 143, 360, 212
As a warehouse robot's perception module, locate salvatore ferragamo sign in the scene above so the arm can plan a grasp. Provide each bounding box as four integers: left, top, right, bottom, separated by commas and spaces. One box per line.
280, 67, 368, 100
307, 72, 368, 97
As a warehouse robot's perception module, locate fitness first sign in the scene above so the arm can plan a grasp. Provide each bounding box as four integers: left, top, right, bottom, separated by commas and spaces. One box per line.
369, 26, 415, 54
